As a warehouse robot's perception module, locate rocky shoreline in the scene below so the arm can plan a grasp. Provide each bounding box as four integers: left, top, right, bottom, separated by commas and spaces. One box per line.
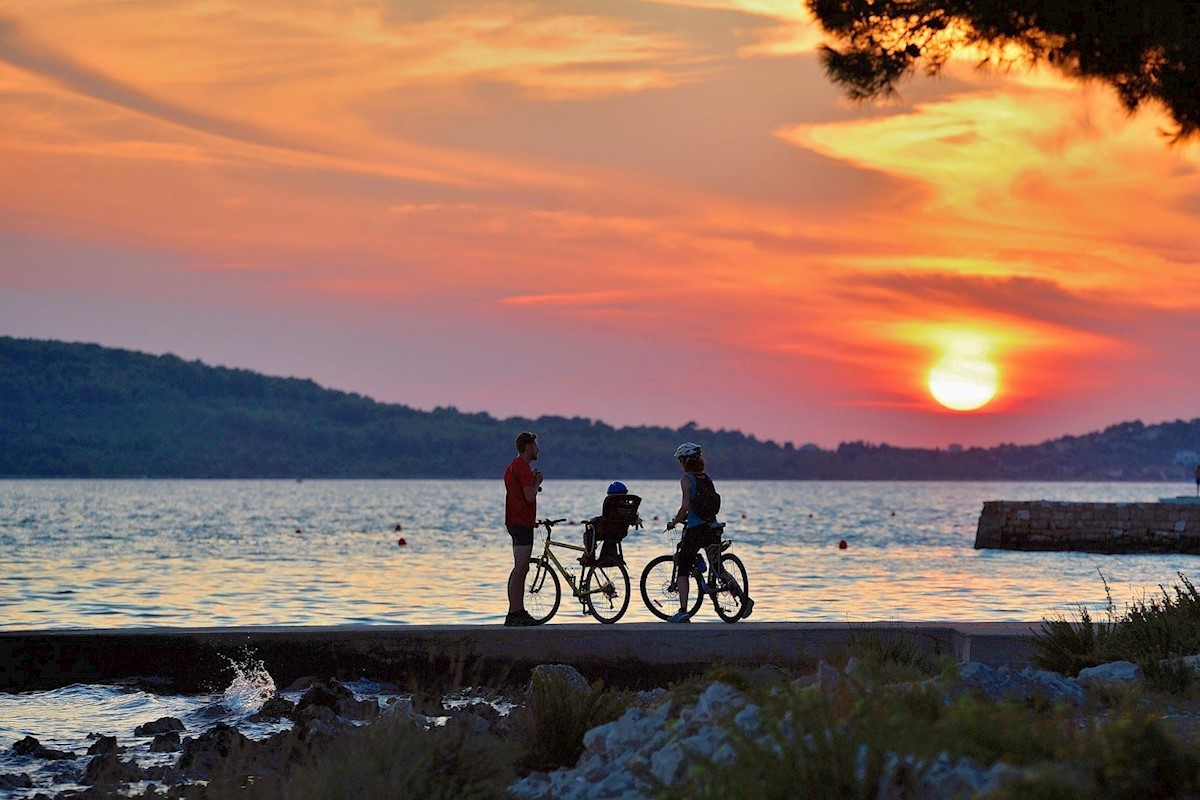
5, 652, 1192, 799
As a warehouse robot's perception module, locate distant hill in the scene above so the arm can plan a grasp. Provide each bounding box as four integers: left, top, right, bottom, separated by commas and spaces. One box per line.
2, 336, 1198, 480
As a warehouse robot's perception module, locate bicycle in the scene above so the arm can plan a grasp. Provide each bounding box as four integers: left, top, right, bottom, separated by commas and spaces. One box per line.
639, 522, 750, 623
523, 517, 633, 624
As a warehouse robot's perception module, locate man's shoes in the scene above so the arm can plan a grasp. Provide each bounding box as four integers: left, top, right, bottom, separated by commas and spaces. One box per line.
739, 596, 755, 619
504, 610, 539, 627
667, 610, 691, 623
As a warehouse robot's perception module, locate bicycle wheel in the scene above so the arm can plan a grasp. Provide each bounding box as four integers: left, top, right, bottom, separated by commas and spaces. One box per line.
582, 563, 631, 624
639, 555, 703, 621
524, 556, 561, 624
712, 553, 749, 623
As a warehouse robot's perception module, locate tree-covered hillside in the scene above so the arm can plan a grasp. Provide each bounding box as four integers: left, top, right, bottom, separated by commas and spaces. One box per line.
2, 336, 1198, 480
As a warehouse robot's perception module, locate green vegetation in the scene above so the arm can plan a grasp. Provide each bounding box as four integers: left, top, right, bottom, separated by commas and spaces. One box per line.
208, 711, 519, 799
203, 629, 1200, 800
681, 658, 1200, 799
4, 336, 1200, 478
1033, 573, 1200, 692
515, 671, 631, 771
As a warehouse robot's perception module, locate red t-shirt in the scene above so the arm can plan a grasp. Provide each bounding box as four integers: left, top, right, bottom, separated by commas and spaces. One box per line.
504, 456, 536, 526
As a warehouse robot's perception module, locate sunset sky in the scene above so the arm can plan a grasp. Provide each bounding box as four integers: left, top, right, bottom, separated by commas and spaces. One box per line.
2, 0, 1198, 449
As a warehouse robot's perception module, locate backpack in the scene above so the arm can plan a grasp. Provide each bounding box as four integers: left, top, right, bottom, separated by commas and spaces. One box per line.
690, 473, 721, 522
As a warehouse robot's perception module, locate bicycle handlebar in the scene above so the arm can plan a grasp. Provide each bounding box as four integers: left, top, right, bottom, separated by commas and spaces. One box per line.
537, 518, 568, 528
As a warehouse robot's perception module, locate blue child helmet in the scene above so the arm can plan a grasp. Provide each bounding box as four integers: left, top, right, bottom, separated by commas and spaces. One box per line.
607, 481, 628, 495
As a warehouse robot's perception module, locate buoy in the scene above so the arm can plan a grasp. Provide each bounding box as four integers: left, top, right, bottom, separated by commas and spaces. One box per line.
295, 528, 302, 534
397, 537, 407, 547
838, 539, 847, 550
395, 523, 402, 532
652, 515, 659, 521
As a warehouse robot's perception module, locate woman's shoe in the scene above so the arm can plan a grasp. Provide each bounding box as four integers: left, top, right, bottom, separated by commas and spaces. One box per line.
739, 597, 755, 619
667, 610, 691, 623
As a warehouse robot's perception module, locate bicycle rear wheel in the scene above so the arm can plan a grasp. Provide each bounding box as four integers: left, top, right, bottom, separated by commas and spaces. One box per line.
524, 556, 561, 623
712, 553, 749, 623
582, 563, 631, 623
639, 554, 703, 621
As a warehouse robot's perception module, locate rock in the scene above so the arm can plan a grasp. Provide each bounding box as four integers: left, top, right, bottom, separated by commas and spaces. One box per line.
295, 680, 353, 711
12, 736, 40, 756
134, 717, 185, 736
178, 723, 252, 778
12, 735, 76, 760
248, 693, 295, 722
283, 676, 322, 692
84, 753, 144, 786
953, 662, 1083, 705
1078, 660, 1143, 688
85, 736, 122, 756
529, 664, 590, 695
818, 660, 842, 694
0, 773, 33, 790
150, 731, 182, 753
295, 679, 378, 722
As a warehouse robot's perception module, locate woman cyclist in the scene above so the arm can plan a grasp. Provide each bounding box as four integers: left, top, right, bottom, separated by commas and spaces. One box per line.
666, 442, 753, 622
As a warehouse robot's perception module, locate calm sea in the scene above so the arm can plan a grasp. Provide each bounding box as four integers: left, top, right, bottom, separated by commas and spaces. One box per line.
4, 479, 1200, 796
3, 479, 1198, 628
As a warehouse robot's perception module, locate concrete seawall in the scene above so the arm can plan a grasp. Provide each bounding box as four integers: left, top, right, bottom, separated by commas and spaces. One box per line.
975, 500, 1200, 553
0, 623, 1040, 693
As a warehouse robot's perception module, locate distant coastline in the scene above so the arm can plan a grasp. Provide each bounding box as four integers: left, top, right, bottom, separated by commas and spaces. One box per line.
2, 336, 1199, 481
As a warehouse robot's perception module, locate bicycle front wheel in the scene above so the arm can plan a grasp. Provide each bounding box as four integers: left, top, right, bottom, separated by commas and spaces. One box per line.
524, 556, 561, 623
639, 555, 703, 621
582, 563, 631, 624
712, 553, 749, 623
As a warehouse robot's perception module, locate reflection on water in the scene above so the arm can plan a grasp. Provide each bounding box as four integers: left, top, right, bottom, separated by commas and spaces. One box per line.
1, 479, 1197, 626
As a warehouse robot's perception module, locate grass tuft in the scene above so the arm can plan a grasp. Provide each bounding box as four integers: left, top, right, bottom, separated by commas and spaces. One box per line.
514, 670, 631, 772
1033, 572, 1200, 693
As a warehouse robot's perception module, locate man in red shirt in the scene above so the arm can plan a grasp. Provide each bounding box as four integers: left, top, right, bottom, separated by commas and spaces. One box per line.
503, 431, 543, 626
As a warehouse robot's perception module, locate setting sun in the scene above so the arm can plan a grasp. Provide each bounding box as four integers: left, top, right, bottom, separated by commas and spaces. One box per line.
928, 354, 998, 411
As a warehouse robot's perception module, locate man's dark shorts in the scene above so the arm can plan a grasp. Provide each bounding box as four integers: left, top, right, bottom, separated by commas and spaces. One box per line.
507, 524, 534, 547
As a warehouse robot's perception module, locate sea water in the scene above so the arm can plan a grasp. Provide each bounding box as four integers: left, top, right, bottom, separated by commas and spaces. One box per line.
3, 479, 1199, 796
2, 479, 1197, 628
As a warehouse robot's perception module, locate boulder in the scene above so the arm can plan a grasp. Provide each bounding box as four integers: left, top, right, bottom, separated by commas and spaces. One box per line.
178, 723, 252, 778
84, 753, 144, 786
134, 717, 185, 737
11, 735, 76, 760
529, 664, 590, 696
150, 731, 182, 753
953, 662, 1083, 705
0, 773, 33, 790
1078, 660, 1143, 689
249, 693, 295, 722
86, 735, 122, 756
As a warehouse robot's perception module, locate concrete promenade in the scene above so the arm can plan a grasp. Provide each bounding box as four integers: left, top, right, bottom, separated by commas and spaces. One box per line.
0, 622, 1042, 693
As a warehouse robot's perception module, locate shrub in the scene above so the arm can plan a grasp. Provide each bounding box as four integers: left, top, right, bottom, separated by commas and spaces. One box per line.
841, 627, 951, 684
516, 671, 630, 771
207, 712, 518, 800
1033, 573, 1200, 692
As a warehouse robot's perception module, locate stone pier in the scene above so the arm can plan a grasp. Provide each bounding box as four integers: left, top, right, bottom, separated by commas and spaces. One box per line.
0, 622, 1039, 693
975, 500, 1200, 553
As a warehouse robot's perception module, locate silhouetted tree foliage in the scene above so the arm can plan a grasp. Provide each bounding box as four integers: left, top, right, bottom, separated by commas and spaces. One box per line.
807, 0, 1200, 141
1, 336, 1198, 480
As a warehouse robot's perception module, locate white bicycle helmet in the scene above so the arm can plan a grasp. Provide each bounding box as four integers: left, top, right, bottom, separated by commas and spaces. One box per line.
674, 442, 702, 459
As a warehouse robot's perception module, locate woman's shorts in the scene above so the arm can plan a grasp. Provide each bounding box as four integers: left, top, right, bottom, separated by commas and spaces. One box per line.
506, 524, 534, 547
676, 524, 719, 572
